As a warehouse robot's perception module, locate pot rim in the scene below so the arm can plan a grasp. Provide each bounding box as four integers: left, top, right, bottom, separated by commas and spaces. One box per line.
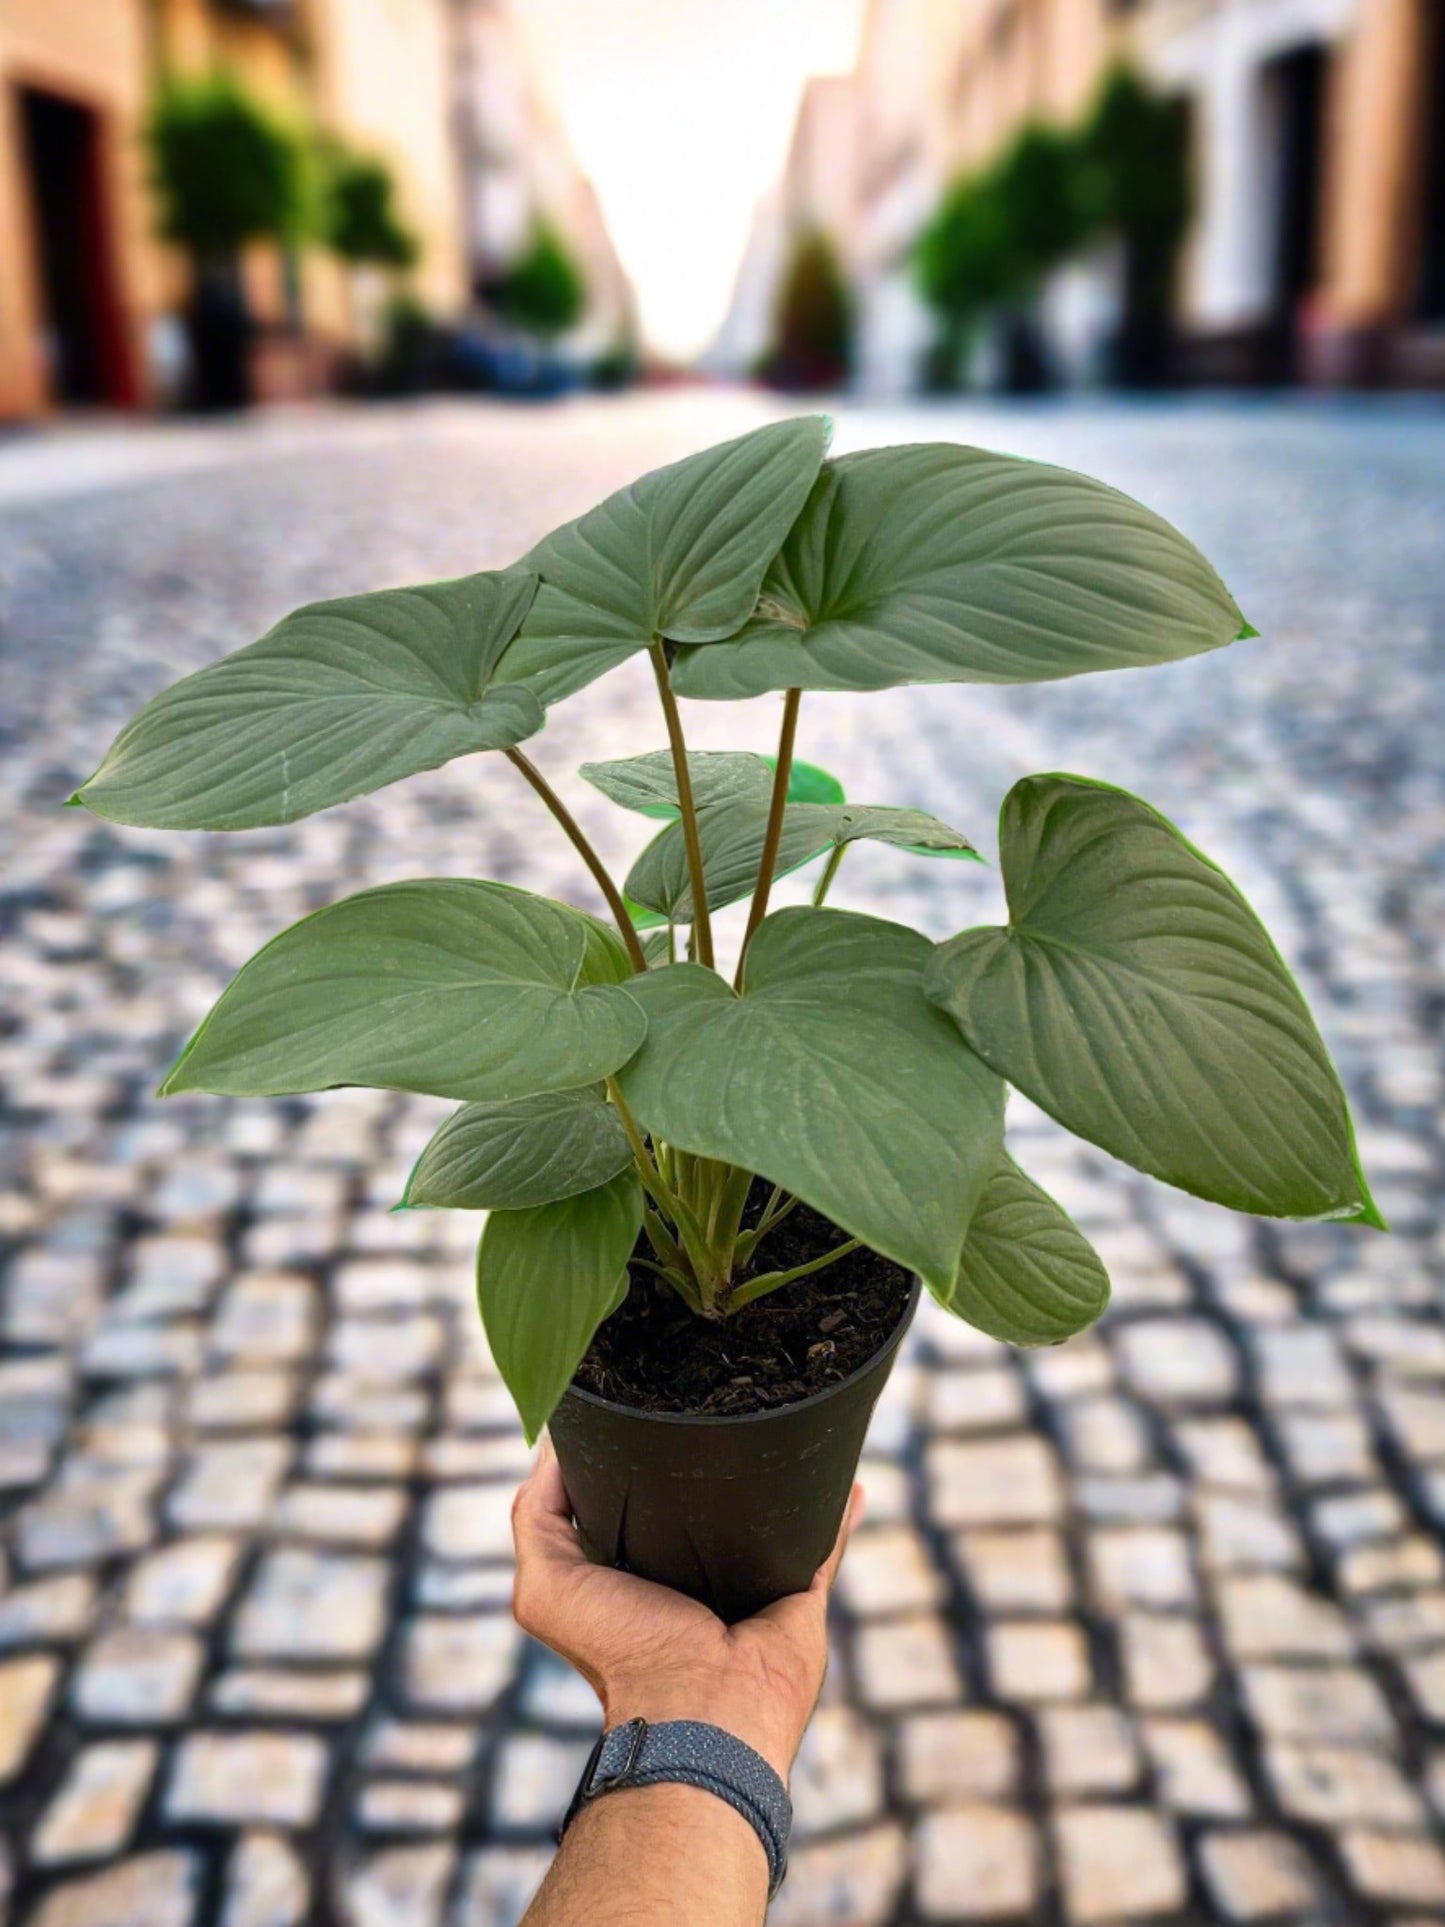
558, 1274, 922, 1430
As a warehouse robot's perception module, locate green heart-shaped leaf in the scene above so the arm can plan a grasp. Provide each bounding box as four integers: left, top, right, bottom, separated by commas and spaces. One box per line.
162, 880, 647, 1103
76, 572, 543, 830
625, 799, 979, 922
478, 1172, 642, 1442
671, 447, 1249, 699
616, 908, 1005, 1294
783, 758, 846, 805
401, 1087, 633, 1211
580, 749, 774, 819
495, 418, 828, 707
924, 775, 1381, 1226
948, 1150, 1110, 1344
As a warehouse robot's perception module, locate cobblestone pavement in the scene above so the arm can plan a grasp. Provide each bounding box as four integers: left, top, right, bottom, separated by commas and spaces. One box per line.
2, 392, 1443, 1927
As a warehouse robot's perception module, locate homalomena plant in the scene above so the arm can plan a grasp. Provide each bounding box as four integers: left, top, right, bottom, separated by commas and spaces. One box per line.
77, 418, 1382, 1442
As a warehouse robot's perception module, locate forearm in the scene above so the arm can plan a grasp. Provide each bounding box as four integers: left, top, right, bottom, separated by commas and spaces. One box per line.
520, 1783, 769, 1927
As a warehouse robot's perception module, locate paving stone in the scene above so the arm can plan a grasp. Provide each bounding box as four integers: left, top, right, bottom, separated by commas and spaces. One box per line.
1141, 1718, 1252, 1817
449, 1847, 550, 1927
1195, 1494, 1303, 1573
31, 1741, 158, 1865
210, 1275, 316, 1364
1057, 1396, 1153, 1475
924, 1367, 1027, 1435
896, 1711, 1020, 1804
402, 1613, 522, 1714
1113, 1318, 1240, 1407
1275, 1410, 1379, 1484
1250, 1324, 1356, 1407
1087, 1526, 1197, 1612
0, 1574, 97, 1648
987, 1620, 1091, 1703
1197, 1829, 1322, 1920
71, 1628, 203, 1725
15, 1470, 157, 1570
186, 1372, 298, 1432
516, 1651, 603, 1728
835, 1527, 943, 1617
168, 1439, 292, 1532
1054, 1804, 1188, 1923
1215, 1573, 1355, 1658
274, 1482, 407, 1548
1360, 1591, 1445, 1654
1338, 1534, 1445, 1595
210, 1668, 369, 1720
953, 1529, 1073, 1613
488, 1735, 593, 1830
1073, 1472, 1185, 1524
419, 1484, 514, 1562
358, 1780, 466, 1833
1340, 1830, 1445, 1907
123, 1537, 240, 1626
221, 1832, 310, 1927
420, 1434, 530, 1482
0, 1654, 59, 1781
364, 1722, 477, 1774
1399, 1650, 1445, 1722
1037, 1704, 1140, 1795
1240, 1662, 1396, 1743
913, 1804, 1040, 1918
414, 1564, 515, 1612
166, 1731, 329, 1828
849, 1610, 962, 1712
768, 1823, 907, 1927
306, 1433, 420, 1481
27, 1851, 199, 1927
1171, 1418, 1276, 1493
232, 1549, 390, 1661
926, 1437, 1063, 1529
1118, 1614, 1215, 1710
792, 1707, 884, 1837
1265, 1742, 1423, 1825
336, 1844, 456, 1927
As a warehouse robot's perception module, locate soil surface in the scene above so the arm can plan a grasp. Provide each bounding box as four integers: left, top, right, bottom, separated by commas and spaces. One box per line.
572, 1192, 915, 1416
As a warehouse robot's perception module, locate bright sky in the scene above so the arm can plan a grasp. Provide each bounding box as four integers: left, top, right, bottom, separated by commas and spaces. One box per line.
518, 0, 868, 362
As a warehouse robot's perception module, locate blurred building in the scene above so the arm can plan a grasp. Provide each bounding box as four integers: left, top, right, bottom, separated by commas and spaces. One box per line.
1, 0, 631, 418
722, 0, 1444, 387
452, 0, 633, 357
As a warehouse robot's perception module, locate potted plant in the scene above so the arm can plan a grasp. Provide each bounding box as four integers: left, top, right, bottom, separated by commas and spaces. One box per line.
75, 418, 1382, 1620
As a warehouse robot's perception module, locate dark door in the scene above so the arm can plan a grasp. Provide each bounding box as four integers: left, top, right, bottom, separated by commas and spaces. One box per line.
1267, 45, 1327, 316
1418, 0, 1445, 321
17, 85, 135, 406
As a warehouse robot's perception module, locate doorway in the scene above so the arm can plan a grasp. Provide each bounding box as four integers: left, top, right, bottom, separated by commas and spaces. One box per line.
17, 84, 135, 406
1261, 43, 1327, 376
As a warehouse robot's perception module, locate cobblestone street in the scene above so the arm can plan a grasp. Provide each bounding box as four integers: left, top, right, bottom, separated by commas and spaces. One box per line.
2, 391, 1443, 1926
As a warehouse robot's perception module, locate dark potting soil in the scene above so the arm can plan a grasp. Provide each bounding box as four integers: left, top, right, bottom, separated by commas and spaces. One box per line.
572, 1193, 914, 1417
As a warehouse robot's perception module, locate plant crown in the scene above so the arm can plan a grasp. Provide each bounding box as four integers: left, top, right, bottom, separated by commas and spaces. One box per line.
77, 418, 1383, 1439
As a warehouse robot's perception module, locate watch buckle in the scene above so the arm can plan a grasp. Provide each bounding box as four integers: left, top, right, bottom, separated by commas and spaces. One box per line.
585, 1717, 648, 1797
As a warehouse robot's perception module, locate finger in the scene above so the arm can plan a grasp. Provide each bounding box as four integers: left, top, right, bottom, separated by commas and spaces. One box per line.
810, 1482, 864, 1599
511, 1440, 588, 1573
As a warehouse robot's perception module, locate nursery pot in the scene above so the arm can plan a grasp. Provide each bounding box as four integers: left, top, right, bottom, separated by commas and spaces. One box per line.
550, 1278, 920, 1624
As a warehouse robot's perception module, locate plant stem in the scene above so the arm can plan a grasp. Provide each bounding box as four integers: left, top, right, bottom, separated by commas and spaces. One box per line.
504, 748, 647, 972
735, 687, 801, 989
733, 1189, 800, 1267
730, 1237, 862, 1310
812, 844, 846, 907
606, 1078, 705, 1252
648, 642, 714, 970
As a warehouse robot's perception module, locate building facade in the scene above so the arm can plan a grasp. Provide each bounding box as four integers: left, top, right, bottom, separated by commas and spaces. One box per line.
727, 0, 1444, 387
0, 0, 470, 420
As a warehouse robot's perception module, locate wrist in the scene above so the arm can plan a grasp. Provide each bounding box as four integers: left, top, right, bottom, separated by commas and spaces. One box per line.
600, 1681, 803, 1780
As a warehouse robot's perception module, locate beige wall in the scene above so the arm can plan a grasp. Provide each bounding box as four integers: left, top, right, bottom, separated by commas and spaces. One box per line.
310, 0, 468, 316
1323, 0, 1428, 325
0, 0, 157, 415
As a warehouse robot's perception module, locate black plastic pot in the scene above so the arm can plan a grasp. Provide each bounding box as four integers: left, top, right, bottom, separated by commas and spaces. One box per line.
550, 1278, 920, 1623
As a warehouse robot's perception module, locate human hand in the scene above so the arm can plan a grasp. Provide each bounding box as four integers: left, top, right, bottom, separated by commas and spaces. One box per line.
511, 1439, 861, 1779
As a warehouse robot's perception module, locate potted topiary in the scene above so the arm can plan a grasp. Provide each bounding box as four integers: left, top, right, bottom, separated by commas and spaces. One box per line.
75, 418, 1382, 1620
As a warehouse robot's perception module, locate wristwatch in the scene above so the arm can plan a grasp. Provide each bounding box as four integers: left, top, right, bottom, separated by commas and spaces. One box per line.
559, 1717, 792, 1897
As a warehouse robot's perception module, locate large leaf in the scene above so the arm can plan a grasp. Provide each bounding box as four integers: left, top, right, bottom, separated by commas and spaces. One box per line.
924, 775, 1381, 1226
616, 908, 1006, 1294
494, 418, 828, 706
161, 880, 647, 1103
625, 799, 979, 921
478, 1172, 642, 1442
671, 447, 1251, 699
580, 749, 773, 819
948, 1150, 1110, 1344
401, 1087, 634, 1210
75, 572, 543, 830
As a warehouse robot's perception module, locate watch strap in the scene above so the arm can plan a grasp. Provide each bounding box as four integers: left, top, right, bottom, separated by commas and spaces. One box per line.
560, 1717, 791, 1896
